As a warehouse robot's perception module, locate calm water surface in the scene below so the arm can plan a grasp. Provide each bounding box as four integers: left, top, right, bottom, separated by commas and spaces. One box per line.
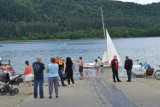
0, 37, 160, 75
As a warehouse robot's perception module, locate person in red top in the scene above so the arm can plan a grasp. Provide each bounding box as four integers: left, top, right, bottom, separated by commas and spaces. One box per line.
110, 55, 121, 82
55, 56, 60, 64
23, 60, 33, 95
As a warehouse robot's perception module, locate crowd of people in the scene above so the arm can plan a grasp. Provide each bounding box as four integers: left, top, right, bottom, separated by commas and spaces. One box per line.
0, 55, 134, 99
91, 55, 133, 82
28, 56, 84, 99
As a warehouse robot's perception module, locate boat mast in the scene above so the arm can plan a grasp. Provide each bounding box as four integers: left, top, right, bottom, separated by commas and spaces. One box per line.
101, 6, 108, 62
100, 6, 106, 39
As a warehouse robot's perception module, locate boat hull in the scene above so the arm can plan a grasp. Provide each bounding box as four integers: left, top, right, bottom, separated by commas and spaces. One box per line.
132, 65, 146, 76
83, 63, 110, 68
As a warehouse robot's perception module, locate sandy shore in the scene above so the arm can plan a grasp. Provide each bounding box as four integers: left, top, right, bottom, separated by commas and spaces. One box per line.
1, 68, 160, 107
113, 77, 160, 107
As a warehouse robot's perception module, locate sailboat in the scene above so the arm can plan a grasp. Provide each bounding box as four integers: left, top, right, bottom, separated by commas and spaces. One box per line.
83, 29, 121, 68
102, 29, 121, 64
83, 7, 121, 68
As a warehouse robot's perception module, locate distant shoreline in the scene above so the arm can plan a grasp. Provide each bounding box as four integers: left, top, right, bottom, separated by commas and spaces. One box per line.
0, 38, 104, 43
0, 36, 159, 42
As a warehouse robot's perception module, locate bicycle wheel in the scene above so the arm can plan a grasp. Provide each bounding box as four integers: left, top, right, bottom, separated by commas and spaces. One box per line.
154, 70, 160, 80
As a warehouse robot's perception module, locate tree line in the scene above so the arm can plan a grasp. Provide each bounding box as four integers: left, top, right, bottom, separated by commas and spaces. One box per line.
0, 0, 160, 40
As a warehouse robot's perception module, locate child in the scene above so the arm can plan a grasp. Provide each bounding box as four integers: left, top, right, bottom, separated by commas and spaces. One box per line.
85, 67, 90, 80
94, 59, 101, 78
99, 58, 104, 74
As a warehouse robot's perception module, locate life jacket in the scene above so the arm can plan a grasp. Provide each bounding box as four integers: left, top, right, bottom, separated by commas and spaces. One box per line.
100, 60, 103, 65
58, 60, 63, 65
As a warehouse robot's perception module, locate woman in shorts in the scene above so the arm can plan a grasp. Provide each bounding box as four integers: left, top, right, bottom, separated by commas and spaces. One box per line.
23, 60, 33, 95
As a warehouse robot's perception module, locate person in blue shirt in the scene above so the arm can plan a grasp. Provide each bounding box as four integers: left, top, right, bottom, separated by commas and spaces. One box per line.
32, 56, 45, 99
47, 57, 59, 98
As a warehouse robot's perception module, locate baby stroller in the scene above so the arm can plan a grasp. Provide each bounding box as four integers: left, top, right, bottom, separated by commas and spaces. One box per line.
0, 73, 23, 95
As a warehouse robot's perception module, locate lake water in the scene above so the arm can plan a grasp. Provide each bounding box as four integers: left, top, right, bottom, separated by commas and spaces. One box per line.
0, 37, 160, 76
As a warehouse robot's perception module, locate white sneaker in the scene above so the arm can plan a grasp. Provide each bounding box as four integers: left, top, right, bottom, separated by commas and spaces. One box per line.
68, 85, 71, 87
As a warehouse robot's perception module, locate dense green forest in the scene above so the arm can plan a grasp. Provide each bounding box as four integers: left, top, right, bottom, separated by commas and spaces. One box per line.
0, 0, 160, 40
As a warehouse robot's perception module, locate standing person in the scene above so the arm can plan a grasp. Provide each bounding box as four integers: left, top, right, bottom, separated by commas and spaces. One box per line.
0, 60, 4, 72
72, 58, 76, 73
110, 55, 121, 82
47, 57, 59, 98
78, 57, 84, 80
55, 56, 61, 86
99, 58, 104, 74
0, 60, 2, 67
97, 56, 100, 62
94, 59, 101, 78
32, 56, 45, 99
64, 57, 75, 87
124, 56, 133, 82
55, 56, 60, 64
58, 57, 66, 86
85, 67, 90, 80
22, 61, 33, 95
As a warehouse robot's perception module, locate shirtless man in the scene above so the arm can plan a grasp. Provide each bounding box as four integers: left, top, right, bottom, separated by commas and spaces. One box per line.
78, 57, 84, 80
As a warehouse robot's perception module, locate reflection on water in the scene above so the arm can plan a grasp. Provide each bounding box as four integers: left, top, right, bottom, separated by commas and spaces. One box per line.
0, 37, 160, 75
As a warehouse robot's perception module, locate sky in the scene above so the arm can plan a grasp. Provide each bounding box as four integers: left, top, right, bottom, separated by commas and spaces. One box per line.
116, 0, 160, 4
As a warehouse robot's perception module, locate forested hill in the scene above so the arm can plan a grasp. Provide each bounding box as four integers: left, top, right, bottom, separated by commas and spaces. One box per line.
0, 0, 160, 40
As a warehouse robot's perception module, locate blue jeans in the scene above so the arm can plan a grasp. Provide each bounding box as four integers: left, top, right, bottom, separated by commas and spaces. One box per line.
58, 70, 65, 85
34, 79, 44, 98
126, 70, 131, 81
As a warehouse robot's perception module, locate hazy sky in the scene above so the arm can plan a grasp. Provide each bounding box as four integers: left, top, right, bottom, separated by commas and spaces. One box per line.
116, 0, 160, 4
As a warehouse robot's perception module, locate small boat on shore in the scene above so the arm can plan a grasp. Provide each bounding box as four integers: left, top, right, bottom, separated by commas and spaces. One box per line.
84, 62, 110, 68
132, 61, 151, 77
132, 65, 146, 76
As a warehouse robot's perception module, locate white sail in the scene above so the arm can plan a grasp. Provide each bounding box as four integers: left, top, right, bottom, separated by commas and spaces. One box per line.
102, 29, 121, 63
102, 50, 107, 62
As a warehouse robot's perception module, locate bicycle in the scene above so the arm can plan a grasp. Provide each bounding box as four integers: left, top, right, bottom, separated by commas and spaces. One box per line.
154, 65, 160, 80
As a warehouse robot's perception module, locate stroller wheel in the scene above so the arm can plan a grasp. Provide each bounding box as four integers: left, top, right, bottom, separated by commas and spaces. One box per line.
0, 89, 4, 95
0, 88, 7, 95
13, 88, 19, 94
